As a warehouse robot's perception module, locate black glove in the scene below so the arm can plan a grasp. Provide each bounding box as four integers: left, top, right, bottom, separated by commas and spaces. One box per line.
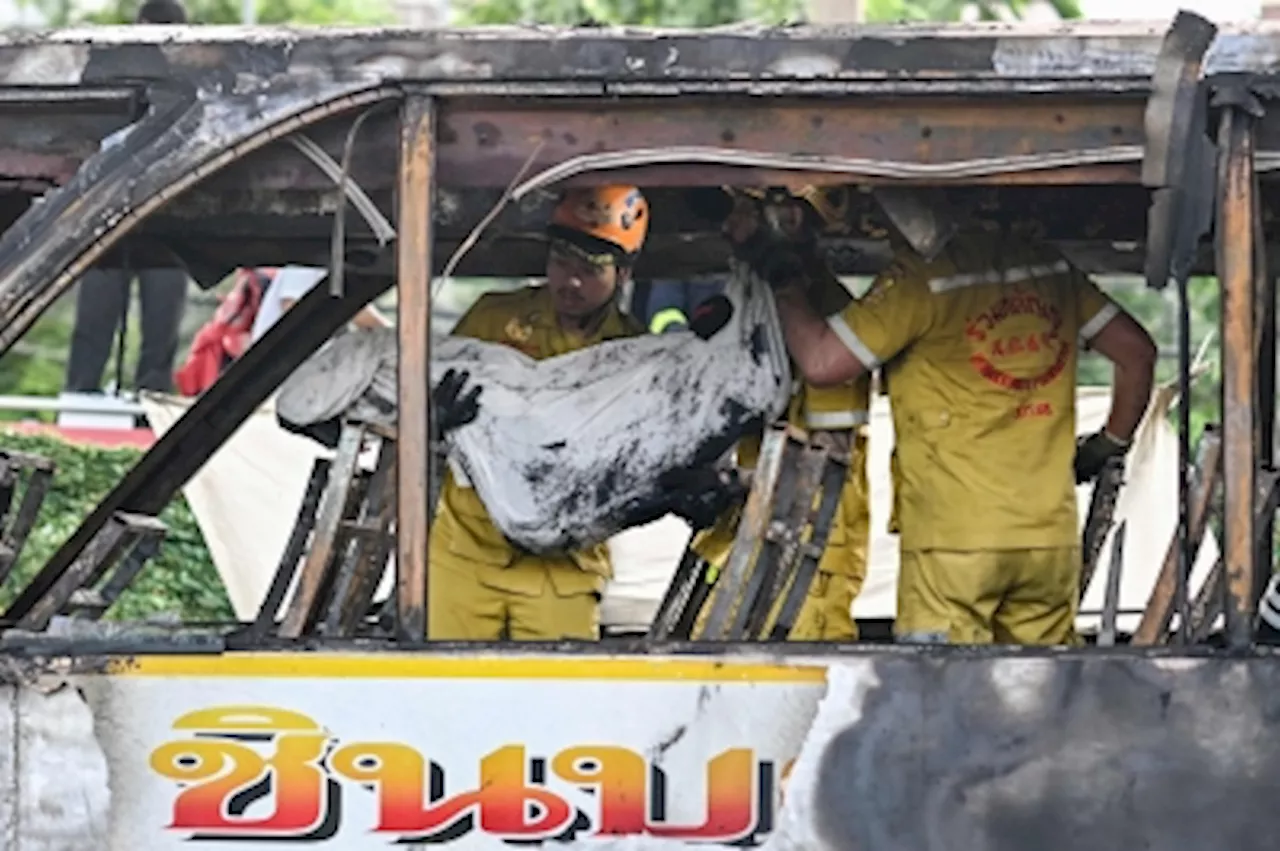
431, 368, 482, 442
659, 466, 746, 531
730, 232, 814, 291
1074, 430, 1129, 484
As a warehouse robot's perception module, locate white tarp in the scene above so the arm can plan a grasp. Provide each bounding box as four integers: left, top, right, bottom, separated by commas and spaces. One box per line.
277, 266, 794, 553
141, 394, 327, 622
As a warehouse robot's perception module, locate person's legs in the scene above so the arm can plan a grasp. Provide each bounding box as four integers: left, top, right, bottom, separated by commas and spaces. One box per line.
135, 267, 189, 392
64, 268, 129, 393
894, 549, 1007, 644
789, 437, 869, 641
992, 547, 1082, 646
789, 571, 859, 640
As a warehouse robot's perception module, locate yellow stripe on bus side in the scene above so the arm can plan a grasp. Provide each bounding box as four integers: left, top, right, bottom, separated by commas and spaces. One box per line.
107, 653, 829, 683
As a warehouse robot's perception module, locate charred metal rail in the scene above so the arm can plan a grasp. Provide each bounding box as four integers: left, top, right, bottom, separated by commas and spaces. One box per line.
696, 427, 792, 641
1133, 425, 1222, 646
655, 426, 849, 643
1218, 92, 1264, 651
1080, 457, 1125, 603
396, 92, 435, 644
241, 458, 332, 644
1193, 470, 1280, 643
321, 424, 397, 637
0, 450, 53, 589
1098, 521, 1127, 648
245, 421, 399, 642
15, 511, 167, 631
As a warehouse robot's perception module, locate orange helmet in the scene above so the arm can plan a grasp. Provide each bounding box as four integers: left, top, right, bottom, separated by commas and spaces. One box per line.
548, 185, 649, 260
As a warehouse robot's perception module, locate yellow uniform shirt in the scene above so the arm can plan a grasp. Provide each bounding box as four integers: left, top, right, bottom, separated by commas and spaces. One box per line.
433, 285, 643, 594
829, 234, 1119, 553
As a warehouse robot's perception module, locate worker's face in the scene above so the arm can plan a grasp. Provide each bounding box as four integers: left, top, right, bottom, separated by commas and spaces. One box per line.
546, 243, 625, 319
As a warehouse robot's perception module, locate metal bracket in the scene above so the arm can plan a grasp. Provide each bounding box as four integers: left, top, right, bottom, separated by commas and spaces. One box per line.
287, 133, 397, 245
1142, 10, 1219, 291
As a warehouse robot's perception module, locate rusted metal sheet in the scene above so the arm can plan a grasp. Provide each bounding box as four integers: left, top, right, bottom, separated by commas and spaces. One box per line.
1142, 11, 1218, 292
1219, 104, 1261, 650
396, 94, 435, 644
1, 23, 1280, 91
434, 97, 1148, 188
0, 26, 1176, 89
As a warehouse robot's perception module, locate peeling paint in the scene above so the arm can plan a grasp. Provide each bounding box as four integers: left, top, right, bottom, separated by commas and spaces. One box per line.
0, 45, 90, 86
15, 685, 109, 851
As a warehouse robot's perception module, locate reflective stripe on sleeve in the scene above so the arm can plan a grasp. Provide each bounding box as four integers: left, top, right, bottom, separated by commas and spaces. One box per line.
805, 409, 870, 430
927, 260, 1071, 294
1079, 301, 1121, 343
827, 315, 881, 370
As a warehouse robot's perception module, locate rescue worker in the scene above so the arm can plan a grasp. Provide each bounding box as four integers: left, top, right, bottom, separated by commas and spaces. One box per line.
428, 185, 649, 641
691, 187, 870, 641
754, 186, 1157, 645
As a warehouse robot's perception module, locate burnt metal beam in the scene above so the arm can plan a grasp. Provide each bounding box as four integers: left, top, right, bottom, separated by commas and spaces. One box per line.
0, 76, 397, 360
0, 26, 1176, 90
0, 451, 53, 589
396, 93, 434, 644
1256, 211, 1276, 615
279, 423, 366, 639
1142, 11, 1218, 292
435, 97, 1147, 189
168, 97, 1152, 195
1219, 101, 1262, 651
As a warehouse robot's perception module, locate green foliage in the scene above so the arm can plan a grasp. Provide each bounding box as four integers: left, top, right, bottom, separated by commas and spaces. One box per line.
16, 0, 396, 27
453, 0, 796, 26
453, 0, 1079, 27
0, 432, 232, 623
1079, 277, 1227, 448
864, 0, 1081, 22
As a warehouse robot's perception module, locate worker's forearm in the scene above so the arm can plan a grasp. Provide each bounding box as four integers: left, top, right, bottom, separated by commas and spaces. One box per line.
1105, 361, 1155, 441
774, 288, 863, 387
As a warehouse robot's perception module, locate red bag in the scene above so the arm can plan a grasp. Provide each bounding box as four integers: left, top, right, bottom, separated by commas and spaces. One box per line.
174, 268, 274, 396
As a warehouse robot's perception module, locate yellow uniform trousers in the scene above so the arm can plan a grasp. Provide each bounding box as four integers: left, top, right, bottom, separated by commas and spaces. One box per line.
428, 551, 599, 641
895, 547, 1082, 646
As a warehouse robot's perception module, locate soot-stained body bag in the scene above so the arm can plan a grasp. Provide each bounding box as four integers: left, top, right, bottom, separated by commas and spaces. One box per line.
276, 261, 793, 553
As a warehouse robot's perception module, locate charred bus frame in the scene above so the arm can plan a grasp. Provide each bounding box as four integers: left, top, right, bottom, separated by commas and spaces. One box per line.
0, 13, 1273, 656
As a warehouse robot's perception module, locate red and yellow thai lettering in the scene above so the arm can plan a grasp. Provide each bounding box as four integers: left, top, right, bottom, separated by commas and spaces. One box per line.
551, 746, 648, 834
329, 743, 574, 840
149, 706, 330, 836
151, 705, 774, 845
647, 748, 757, 841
